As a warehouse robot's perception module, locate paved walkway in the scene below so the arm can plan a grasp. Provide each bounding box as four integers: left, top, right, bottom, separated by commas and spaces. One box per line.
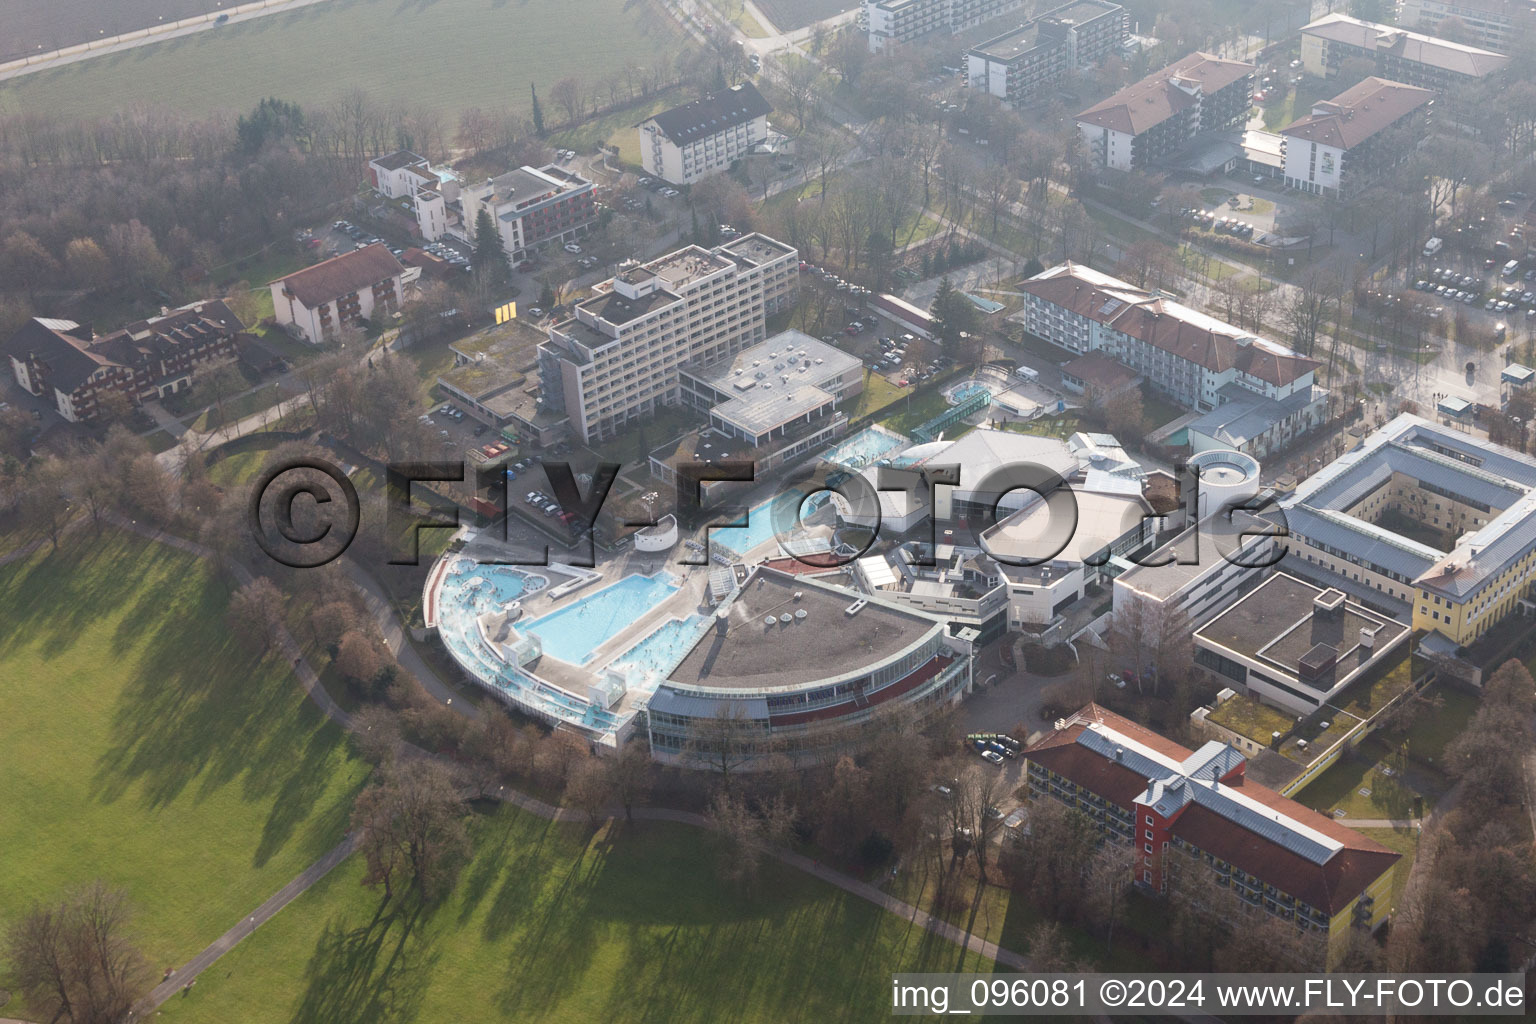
134, 835, 356, 1017
85, 519, 1035, 1019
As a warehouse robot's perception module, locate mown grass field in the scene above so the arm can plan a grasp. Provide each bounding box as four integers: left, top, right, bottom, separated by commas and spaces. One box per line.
0, 0, 686, 120
153, 808, 994, 1024
0, 532, 367, 968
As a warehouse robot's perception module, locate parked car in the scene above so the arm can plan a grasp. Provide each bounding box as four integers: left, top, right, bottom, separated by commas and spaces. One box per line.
563, 243, 583, 254
980, 750, 1004, 765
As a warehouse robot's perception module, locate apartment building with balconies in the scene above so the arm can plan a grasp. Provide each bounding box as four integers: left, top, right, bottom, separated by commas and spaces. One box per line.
1300, 13, 1509, 91
1025, 704, 1401, 967
268, 244, 407, 345
864, 0, 1026, 52
412, 163, 596, 262
1075, 51, 1253, 172
1278, 77, 1435, 198
965, 0, 1128, 106
1398, 0, 1532, 53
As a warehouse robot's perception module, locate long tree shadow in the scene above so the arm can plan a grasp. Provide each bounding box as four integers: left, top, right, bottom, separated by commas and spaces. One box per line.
0, 533, 158, 663
587, 844, 970, 1024
81, 540, 360, 868
288, 896, 439, 1024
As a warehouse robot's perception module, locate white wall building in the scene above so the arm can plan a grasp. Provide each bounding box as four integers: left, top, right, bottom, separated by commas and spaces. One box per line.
538, 234, 799, 443
864, 0, 1024, 53
1395, 0, 1527, 53
1074, 51, 1253, 172
637, 83, 773, 186
1278, 77, 1435, 199
1012, 263, 1326, 419
268, 244, 408, 345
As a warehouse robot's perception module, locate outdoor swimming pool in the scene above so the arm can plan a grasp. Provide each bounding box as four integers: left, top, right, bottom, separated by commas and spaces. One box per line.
949, 381, 991, 406
605, 615, 708, 691
434, 558, 627, 731
522, 572, 683, 665
821, 426, 909, 470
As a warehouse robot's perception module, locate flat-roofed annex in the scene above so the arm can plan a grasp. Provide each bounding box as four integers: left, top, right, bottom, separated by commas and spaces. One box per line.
665, 568, 941, 692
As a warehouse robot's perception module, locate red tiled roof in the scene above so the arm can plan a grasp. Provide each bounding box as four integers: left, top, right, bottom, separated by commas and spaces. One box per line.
273, 244, 404, 309
1062, 350, 1142, 391
1017, 267, 1143, 324
1022, 266, 1319, 385
1025, 704, 1399, 914
1280, 77, 1435, 150
1170, 796, 1399, 913
1076, 52, 1253, 136
1235, 345, 1316, 386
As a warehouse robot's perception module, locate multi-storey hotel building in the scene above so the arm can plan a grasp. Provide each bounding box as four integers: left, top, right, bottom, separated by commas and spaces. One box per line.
537, 234, 798, 443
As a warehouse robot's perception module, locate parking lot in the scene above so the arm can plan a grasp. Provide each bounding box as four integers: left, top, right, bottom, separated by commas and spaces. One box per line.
1416, 261, 1536, 328
797, 263, 955, 388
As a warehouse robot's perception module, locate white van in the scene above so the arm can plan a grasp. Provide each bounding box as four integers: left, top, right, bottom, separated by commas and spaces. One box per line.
1503, 259, 1522, 278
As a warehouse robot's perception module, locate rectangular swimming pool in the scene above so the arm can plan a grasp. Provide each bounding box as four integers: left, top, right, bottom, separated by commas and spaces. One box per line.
606, 615, 707, 691
523, 572, 681, 665
821, 426, 908, 469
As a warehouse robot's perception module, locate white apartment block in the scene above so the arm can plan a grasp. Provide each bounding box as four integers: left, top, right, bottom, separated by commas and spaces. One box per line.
1074, 51, 1253, 172
415, 165, 596, 262
966, 0, 1129, 107
1013, 264, 1326, 435
269, 244, 408, 345
1398, 0, 1531, 52
537, 234, 799, 443
864, 0, 1024, 53
637, 83, 773, 186
1278, 77, 1435, 199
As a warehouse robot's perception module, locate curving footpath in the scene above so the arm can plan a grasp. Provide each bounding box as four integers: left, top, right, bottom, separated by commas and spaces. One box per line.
86, 516, 1031, 1018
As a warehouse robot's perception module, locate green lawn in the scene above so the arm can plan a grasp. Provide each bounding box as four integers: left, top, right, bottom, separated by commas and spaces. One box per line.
878, 385, 958, 435
1000, 413, 1080, 440
0, 0, 686, 120
842, 370, 904, 420
207, 442, 288, 488
713, 0, 769, 37
0, 532, 367, 969
1294, 756, 1432, 822
153, 808, 994, 1024
549, 86, 689, 168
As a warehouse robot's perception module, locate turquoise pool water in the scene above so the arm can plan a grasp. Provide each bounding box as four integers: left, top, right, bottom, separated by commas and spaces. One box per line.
950, 381, 991, 405
821, 426, 908, 469
523, 572, 682, 665
711, 491, 811, 558
606, 615, 707, 691
965, 292, 1005, 314
434, 557, 625, 731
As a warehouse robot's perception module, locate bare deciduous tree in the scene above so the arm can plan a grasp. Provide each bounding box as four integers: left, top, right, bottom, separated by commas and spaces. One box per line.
3, 881, 151, 1024
351, 759, 471, 904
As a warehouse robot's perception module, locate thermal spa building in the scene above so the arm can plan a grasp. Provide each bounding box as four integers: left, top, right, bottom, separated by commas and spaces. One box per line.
424, 549, 973, 765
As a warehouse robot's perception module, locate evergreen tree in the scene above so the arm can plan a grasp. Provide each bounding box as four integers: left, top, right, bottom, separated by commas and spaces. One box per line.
473, 209, 511, 288
530, 82, 545, 136
235, 97, 305, 155
539, 282, 557, 310
930, 276, 981, 350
